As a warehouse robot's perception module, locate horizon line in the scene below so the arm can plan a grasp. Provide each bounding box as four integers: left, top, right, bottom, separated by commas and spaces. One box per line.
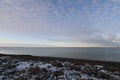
0, 46, 119, 48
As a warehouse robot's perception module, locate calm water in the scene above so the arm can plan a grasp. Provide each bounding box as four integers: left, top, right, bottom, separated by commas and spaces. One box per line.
0, 47, 120, 62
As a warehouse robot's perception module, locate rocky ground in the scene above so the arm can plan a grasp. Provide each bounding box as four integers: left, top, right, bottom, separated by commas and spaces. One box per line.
0, 55, 120, 80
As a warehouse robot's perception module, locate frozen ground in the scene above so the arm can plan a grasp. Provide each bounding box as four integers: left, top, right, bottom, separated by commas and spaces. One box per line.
0, 56, 119, 80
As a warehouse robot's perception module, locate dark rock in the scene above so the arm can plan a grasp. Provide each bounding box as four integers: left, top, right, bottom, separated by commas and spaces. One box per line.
34, 77, 41, 80
47, 65, 51, 68
50, 70, 64, 79
80, 78, 87, 80
7, 64, 16, 69
41, 68, 48, 73
52, 61, 63, 67
4, 72, 11, 76
54, 70, 64, 76
1, 76, 8, 80
1, 59, 7, 63
114, 71, 120, 76
15, 60, 19, 64
81, 64, 91, 74
97, 70, 108, 78
14, 71, 22, 76
14, 77, 28, 80
30, 63, 34, 66
90, 67, 97, 74
71, 65, 81, 71
109, 74, 120, 80
29, 66, 40, 75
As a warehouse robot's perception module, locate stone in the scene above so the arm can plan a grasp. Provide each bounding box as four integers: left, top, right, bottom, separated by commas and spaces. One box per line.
54, 70, 64, 76
34, 77, 41, 80
52, 61, 63, 67
7, 64, 16, 69
109, 74, 120, 80
41, 68, 48, 73
29, 66, 40, 75
114, 71, 120, 76
97, 70, 108, 78
80, 79, 87, 80
1, 76, 8, 80
72, 65, 81, 71
81, 64, 91, 74
14, 77, 27, 80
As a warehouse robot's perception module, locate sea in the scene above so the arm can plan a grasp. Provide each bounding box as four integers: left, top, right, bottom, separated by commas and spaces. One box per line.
0, 47, 120, 62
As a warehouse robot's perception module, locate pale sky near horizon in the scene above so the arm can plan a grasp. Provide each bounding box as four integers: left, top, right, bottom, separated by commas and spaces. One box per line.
0, 0, 120, 47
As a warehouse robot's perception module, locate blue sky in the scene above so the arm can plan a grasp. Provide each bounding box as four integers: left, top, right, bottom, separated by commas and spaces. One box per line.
0, 0, 120, 47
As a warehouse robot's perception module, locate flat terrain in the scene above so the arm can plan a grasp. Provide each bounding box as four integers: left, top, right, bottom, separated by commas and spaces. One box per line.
0, 54, 120, 80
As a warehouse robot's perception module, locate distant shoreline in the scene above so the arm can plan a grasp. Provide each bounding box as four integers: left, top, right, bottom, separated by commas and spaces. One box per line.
0, 46, 120, 48
0, 53, 120, 71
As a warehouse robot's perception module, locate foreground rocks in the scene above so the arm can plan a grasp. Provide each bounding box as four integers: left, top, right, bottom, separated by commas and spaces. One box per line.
0, 56, 119, 80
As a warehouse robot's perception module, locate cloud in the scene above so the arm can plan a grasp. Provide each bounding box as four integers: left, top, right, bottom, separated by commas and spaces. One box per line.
112, 39, 120, 43
0, 0, 98, 35
0, 0, 120, 47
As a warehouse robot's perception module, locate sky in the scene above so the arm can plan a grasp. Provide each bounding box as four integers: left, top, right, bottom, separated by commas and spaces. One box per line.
0, 0, 120, 47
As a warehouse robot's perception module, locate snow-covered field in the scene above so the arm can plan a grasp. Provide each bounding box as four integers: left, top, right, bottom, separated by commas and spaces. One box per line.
0, 56, 119, 80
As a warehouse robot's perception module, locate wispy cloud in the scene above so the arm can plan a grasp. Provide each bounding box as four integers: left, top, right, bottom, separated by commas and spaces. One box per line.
0, 0, 120, 47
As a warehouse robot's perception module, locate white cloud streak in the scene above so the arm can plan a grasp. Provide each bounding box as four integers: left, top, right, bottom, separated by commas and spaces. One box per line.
0, 0, 120, 47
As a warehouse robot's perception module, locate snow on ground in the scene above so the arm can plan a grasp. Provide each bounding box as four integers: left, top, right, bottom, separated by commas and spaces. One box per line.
0, 56, 119, 80
16, 62, 31, 71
